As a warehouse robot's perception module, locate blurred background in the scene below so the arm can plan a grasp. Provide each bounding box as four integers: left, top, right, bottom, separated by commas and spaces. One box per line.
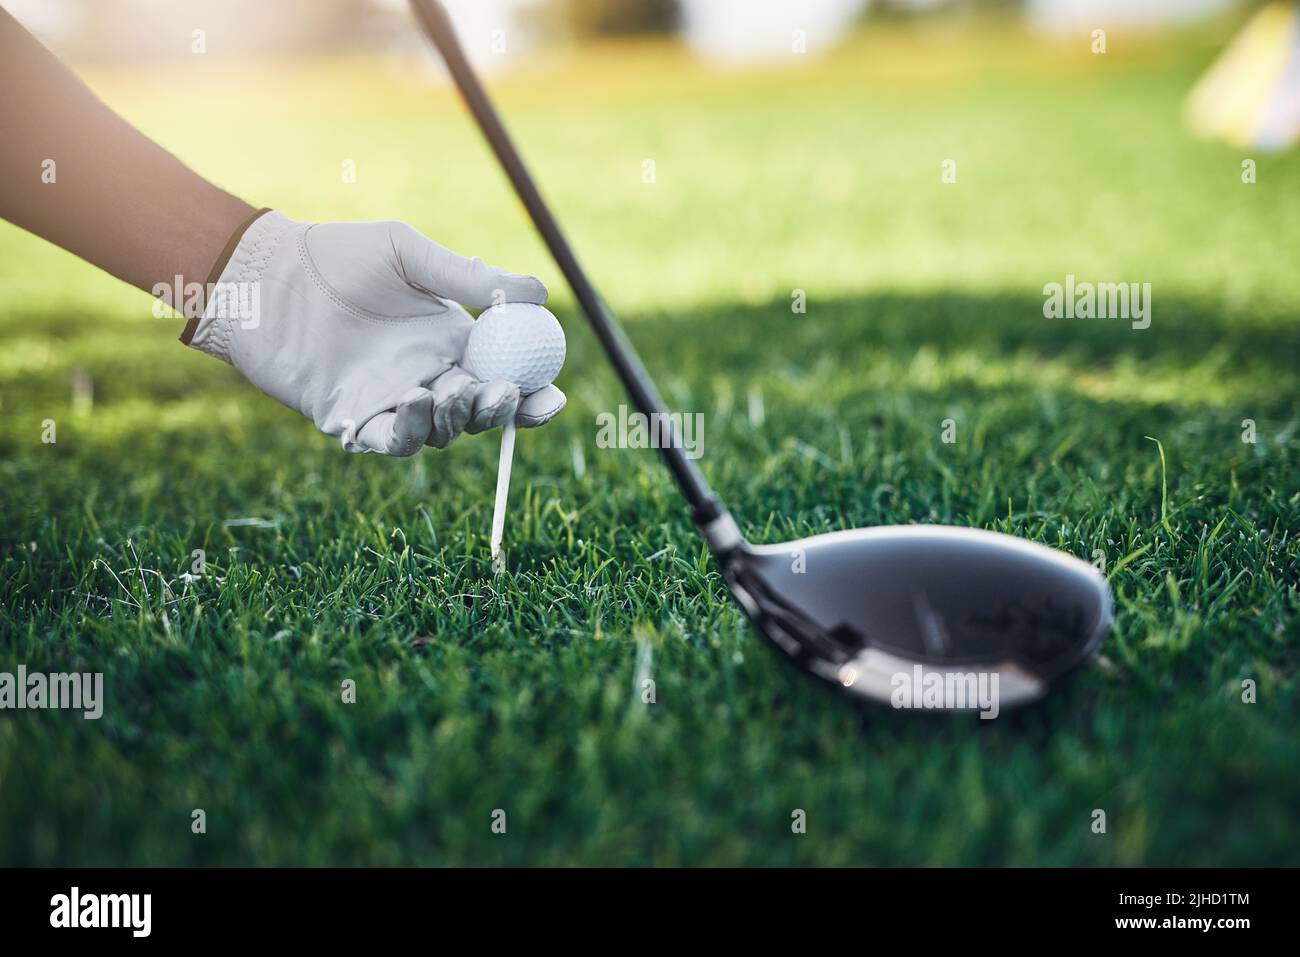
1, 0, 1256, 64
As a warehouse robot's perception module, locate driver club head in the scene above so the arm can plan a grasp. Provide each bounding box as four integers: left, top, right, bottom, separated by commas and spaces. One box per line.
720, 525, 1112, 713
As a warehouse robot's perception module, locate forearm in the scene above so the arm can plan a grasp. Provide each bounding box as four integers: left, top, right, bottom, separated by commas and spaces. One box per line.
0, 7, 255, 304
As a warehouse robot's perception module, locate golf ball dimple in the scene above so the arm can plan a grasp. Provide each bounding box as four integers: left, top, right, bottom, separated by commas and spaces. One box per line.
462, 302, 566, 395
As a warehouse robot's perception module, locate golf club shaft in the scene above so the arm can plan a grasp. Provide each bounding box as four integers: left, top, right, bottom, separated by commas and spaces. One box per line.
411, 0, 724, 527
490, 421, 516, 558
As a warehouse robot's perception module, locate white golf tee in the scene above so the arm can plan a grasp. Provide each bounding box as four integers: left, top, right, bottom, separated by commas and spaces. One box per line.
490, 421, 516, 562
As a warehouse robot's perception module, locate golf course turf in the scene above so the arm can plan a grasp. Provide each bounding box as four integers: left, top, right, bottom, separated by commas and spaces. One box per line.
1, 20, 1297, 866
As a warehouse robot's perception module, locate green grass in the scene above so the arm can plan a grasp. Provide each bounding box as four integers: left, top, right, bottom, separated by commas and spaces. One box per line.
1, 22, 1297, 866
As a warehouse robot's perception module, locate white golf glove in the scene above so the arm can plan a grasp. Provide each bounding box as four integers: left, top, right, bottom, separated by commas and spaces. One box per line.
182, 210, 566, 455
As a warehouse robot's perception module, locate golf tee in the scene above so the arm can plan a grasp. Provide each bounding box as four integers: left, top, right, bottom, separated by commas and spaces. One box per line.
490, 421, 516, 561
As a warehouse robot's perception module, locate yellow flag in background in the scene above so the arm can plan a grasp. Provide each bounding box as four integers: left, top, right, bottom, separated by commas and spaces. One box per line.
1186, 2, 1300, 150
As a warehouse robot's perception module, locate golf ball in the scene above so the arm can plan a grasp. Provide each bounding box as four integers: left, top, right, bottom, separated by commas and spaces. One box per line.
462, 302, 566, 395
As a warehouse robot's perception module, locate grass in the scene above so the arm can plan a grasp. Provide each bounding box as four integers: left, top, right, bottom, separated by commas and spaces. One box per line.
1, 20, 1298, 866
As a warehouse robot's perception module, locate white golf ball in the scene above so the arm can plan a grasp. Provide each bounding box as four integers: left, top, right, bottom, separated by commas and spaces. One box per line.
462, 302, 566, 395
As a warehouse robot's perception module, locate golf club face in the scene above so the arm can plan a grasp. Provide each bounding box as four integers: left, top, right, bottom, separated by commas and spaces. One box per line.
722, 526, 1112, 712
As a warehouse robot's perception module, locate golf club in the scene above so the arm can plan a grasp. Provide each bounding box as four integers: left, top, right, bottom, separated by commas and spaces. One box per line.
411, 0, 1112, 712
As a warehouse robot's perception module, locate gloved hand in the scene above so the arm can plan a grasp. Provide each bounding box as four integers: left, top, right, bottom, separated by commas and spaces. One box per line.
183, 210, 566, 455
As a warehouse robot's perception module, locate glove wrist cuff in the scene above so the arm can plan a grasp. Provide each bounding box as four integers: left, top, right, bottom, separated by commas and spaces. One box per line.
181, 209, 294, 362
